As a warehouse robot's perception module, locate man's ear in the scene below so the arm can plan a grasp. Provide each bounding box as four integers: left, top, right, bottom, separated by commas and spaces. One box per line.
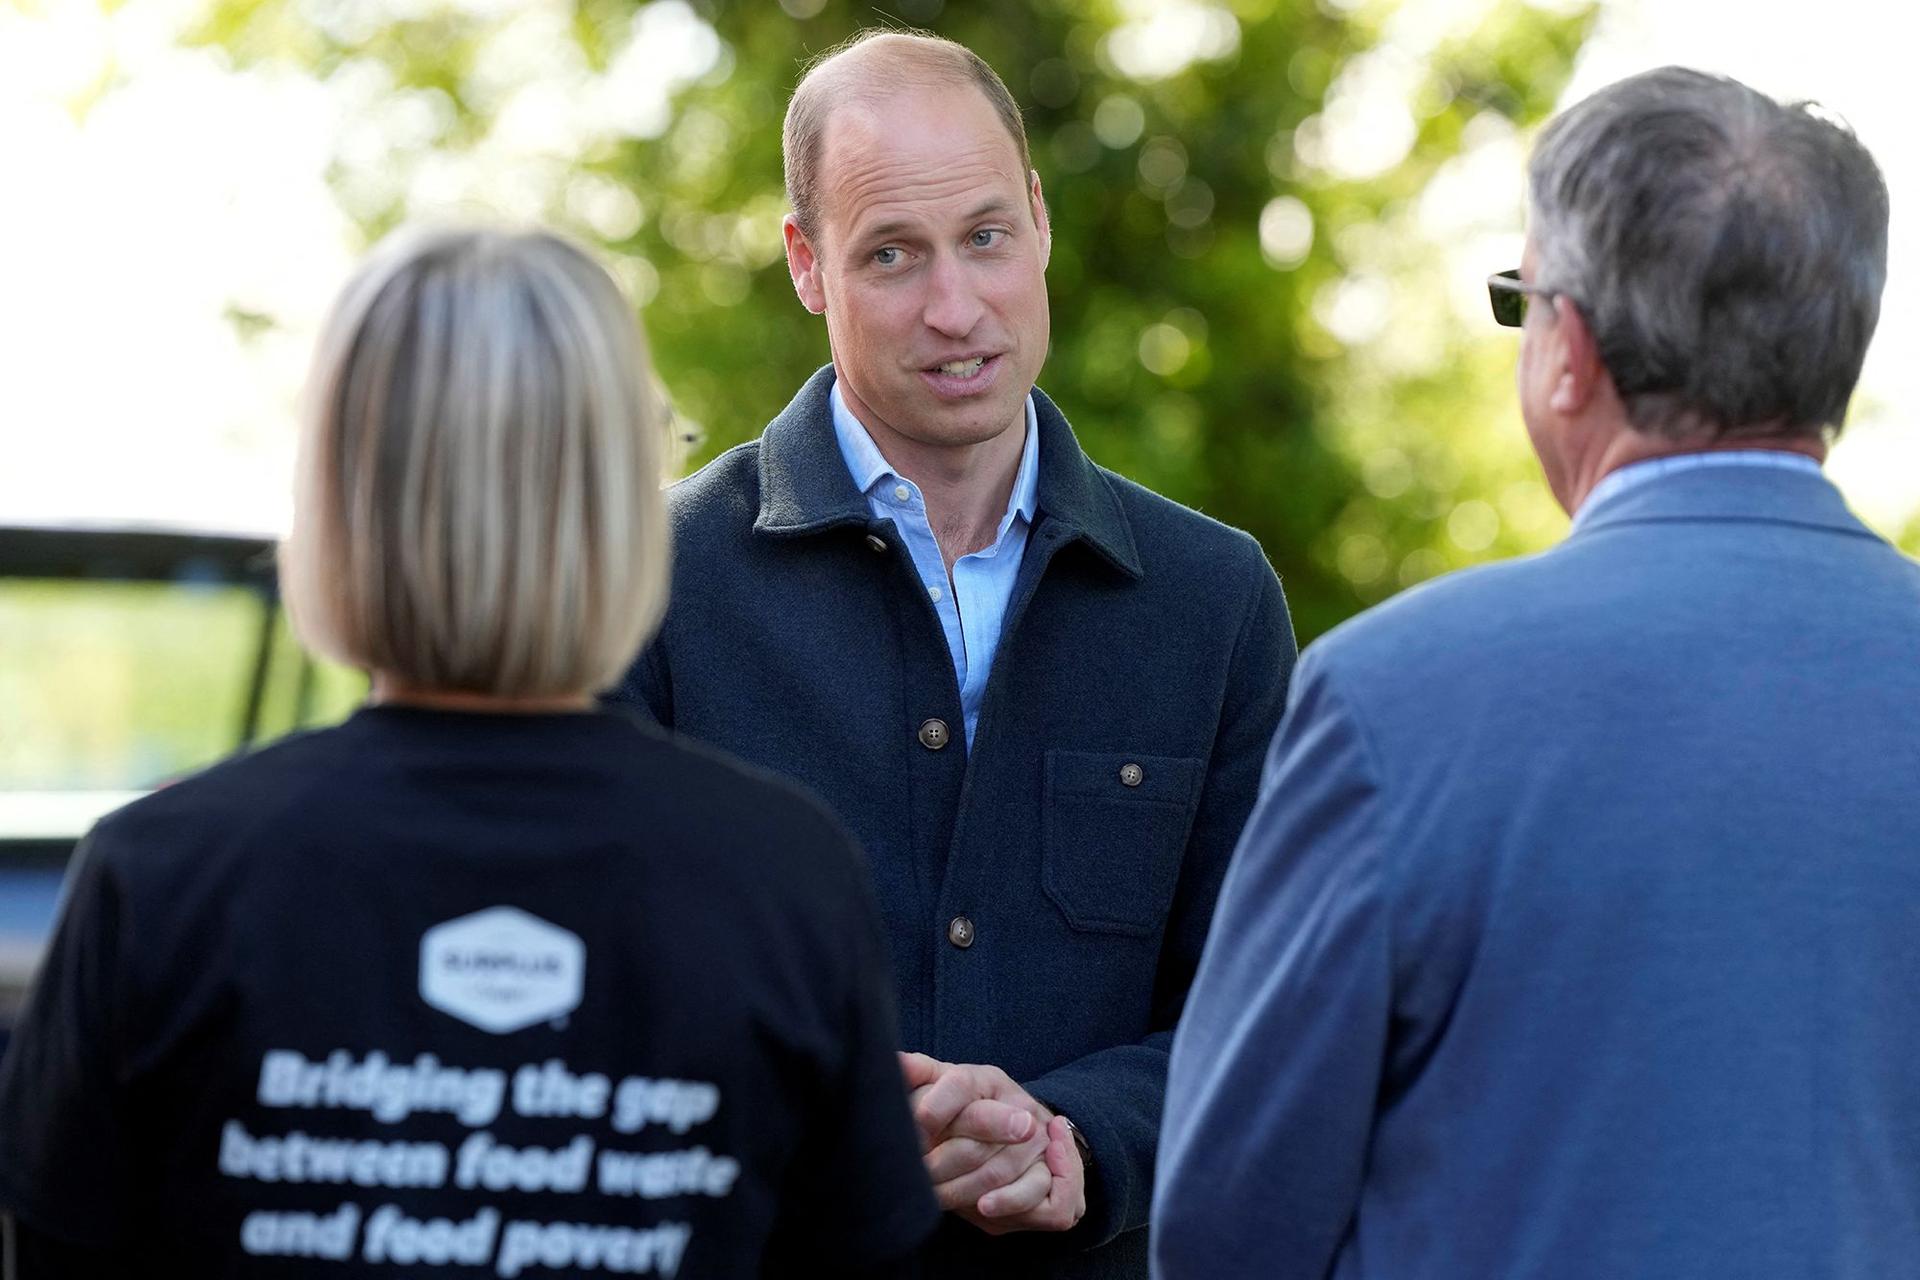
784, 215, 826, 314
1548, 295, 1603, 416
1028, 170, 1052, 270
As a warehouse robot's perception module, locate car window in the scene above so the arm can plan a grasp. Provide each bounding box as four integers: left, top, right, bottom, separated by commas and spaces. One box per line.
0, 531, 372, 1031
0, 578, 364, 798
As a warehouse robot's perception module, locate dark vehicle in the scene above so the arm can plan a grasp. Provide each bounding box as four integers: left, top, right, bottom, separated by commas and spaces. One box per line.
0, 522, 362, 1032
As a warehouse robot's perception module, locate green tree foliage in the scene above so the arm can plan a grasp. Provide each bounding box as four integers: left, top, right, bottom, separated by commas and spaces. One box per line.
194, 0, 1595, 642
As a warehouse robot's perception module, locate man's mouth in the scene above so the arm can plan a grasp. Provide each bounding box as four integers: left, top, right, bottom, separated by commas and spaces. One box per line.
931, 356, 988, 380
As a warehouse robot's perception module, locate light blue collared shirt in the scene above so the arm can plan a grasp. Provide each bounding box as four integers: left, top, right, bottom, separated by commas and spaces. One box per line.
1572, 449, 1825, 532
831, 382, 1040, 747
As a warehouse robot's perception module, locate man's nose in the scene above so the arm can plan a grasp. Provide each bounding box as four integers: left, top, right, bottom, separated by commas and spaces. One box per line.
921, 252, 984, 338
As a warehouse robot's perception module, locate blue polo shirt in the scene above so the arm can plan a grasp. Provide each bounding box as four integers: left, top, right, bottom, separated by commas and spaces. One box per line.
830, 383, 1040, 746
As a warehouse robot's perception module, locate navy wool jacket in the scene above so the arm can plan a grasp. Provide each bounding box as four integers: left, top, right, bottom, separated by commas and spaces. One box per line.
613, 367, 1295, 1278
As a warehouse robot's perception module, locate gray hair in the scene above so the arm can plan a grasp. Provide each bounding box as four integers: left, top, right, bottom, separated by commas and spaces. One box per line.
283, 227, 670, 697
1528, 67, 1888, 441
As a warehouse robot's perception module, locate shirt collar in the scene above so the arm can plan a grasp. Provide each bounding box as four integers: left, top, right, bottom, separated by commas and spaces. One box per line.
1572, 449, 1826, 533
830, 380, 1040, 528
829, 381, 895, 496
755, 366, 1142, 579
1564, 448, 1876, 545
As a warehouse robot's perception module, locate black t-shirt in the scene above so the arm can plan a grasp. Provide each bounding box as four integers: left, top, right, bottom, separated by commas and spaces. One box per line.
0, 706, 936, 1277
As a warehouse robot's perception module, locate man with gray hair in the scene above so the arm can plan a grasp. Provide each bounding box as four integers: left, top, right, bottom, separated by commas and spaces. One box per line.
616, 27, 1294, 1280
1153, 67, 1920, 1278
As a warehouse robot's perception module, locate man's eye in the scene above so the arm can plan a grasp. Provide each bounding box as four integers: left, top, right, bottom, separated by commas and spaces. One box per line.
970, 229, 1004, 249
874, 247, 901, 266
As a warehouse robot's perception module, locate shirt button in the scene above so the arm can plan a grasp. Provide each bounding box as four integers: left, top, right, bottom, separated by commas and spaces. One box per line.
928, 585, 943, 602
918, 718, 951, 751
893, 483, 912, 502
1119, 762, 1145, 787
865, 534, 888, 554
947, 916, 975, 949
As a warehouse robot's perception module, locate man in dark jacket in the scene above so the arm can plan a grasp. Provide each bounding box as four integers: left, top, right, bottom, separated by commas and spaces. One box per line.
613, 29, 1294, 1279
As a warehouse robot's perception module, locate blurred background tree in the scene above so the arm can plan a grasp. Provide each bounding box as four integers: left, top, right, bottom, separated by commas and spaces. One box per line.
193, 0, 1595, 643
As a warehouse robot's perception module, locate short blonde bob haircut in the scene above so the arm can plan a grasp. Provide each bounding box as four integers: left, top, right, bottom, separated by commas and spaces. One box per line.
283, 227, 668, 698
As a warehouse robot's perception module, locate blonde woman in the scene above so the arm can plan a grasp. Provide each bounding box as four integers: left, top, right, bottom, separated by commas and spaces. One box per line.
0, 229, 936, 1278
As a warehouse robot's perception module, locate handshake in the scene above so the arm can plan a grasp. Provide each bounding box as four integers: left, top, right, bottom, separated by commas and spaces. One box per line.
899, 1052, 1088, 1236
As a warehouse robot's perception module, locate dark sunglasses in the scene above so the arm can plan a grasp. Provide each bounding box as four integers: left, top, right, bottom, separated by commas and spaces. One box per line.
1486, 268, 1561, 327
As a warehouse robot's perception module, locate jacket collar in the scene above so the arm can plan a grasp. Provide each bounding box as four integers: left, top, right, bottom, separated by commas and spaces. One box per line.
1569, 459, 1880, 543
755, 365, 1142, 578
755, 366, 872, 536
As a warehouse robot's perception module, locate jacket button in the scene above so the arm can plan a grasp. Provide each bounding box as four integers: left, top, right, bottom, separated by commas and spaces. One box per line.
865, 534, 888, 553
918, 718, 950, 751
947, 916, 975, 949
1120, 762, 1144, 787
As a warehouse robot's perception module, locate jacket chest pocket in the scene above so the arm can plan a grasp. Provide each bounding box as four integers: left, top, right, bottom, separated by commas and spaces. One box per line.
1042, 750, 1204, 937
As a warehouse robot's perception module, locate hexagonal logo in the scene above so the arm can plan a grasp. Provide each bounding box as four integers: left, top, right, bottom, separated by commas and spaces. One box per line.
420, 907, 585, 1034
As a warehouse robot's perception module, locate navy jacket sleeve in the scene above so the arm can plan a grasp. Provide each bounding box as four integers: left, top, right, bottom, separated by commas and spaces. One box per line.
1026, 551, 1296, 1246
1150, 647, 1393, 1278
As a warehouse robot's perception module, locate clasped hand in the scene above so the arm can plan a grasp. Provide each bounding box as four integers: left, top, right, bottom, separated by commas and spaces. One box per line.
898, 1052, 1086, 1236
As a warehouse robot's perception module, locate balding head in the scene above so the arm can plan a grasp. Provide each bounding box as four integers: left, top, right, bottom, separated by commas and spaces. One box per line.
783, 29, 1032, 242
